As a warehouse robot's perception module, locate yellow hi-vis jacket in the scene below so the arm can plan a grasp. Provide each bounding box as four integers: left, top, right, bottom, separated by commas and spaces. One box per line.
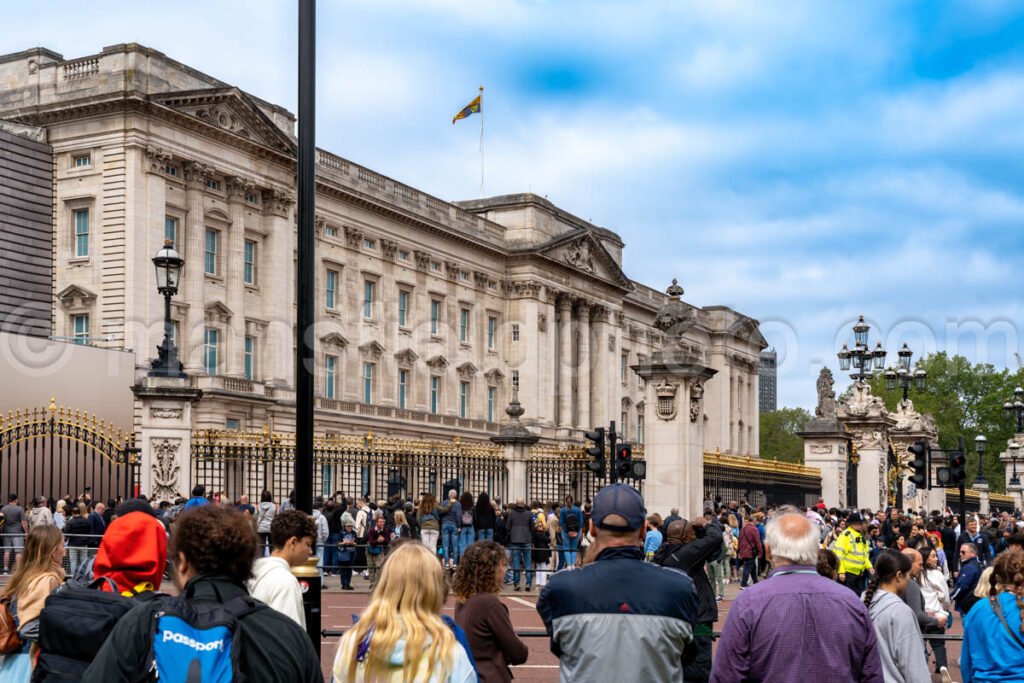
834, 527, 871, 575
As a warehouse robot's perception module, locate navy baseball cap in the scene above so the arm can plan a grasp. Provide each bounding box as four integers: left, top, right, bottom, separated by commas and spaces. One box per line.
591, 483, 646, 531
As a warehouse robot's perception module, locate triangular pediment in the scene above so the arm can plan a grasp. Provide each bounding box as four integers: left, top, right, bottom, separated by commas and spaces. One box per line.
359, 341, 385, 360
532, 230, 633, 291
57, 284, 97, 308
320, 332, 349, 349
426, 355, 450, 371
728, 316, 768, 349
151, 88, 295, 155
484, 368, 505, 384
456, 362, 478, 379
204, 301, 233, 323
394, 348, 419, 366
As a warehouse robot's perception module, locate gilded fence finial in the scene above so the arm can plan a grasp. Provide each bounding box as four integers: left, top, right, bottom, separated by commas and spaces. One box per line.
49, 398, 56, 414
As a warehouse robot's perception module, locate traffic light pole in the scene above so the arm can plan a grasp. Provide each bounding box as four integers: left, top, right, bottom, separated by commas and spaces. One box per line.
608, 420, 618, 484
958, 435, 966, 523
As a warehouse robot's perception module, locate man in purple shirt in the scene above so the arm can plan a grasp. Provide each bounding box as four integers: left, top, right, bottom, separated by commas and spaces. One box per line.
711, 512, 884, 683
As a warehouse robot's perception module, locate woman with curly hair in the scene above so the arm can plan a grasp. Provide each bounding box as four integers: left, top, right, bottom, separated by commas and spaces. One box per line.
961, 549, 1024, 681
332, 542, 475, 683
453, 541, 528, 682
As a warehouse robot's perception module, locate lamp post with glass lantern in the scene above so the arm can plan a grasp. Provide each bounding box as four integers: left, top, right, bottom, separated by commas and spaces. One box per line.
148, 240, 185, 378
974, 434, 987, 487
1004, 386, 1024, 434
837, 315, 887, 382
883, 342, 928, 402
1009, 443, 1021, 489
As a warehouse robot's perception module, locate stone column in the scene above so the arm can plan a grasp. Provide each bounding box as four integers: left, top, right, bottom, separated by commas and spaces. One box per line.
182, 162, 210, 374
576, 302, 591, 430
491, 386, 539, 503
262, 190, 295, 386
224, 177, 250, 377
800, 422, 850, 509
133, 377, 203, 501
557, 296, 573, 430
976, 483, 991, 515
591, 306, 610, 430
1000, 437, 1023, 511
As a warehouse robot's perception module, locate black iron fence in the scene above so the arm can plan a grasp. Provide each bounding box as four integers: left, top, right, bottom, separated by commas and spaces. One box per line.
526, 444, 646, 504
191, 430, 508, 504
703, 452, 821, 508
0, 400, 139, 506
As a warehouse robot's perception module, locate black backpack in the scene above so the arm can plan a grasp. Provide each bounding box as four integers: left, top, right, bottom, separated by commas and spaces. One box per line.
564, 510, 580, 534
33, 577, 161, 683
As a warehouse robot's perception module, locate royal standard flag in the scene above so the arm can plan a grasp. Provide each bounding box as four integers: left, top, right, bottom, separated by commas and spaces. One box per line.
452, 94, 481, 124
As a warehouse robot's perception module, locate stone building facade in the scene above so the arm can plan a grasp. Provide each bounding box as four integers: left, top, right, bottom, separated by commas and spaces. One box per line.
0, 43, 765, 452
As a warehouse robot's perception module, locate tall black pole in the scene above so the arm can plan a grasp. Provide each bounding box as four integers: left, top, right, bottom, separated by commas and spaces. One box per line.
958, 435, 967, 524
608, 420, 618, 484
296, 0, 315, 515
295, 0, 320, 658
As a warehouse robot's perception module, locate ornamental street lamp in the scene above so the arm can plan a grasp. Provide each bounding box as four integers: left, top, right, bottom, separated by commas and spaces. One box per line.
883, 342, 928, 402
974, 434, 987, 487
149, 240, 185, 378
1009, 443, 1021, 489
837, 315, 887, 382
1004, 386, 1024, 433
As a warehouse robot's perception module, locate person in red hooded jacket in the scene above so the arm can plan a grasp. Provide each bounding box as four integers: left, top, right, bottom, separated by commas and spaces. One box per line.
92, 498, 168, 594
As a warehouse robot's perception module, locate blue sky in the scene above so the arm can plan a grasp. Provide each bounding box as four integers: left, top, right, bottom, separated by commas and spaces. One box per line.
4, 1, 1024, 409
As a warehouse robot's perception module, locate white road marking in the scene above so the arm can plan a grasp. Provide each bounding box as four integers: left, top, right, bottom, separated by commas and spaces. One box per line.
508, 596, 536, 608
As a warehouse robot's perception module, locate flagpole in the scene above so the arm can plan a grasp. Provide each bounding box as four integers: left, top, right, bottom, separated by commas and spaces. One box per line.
479, 85, 484, 198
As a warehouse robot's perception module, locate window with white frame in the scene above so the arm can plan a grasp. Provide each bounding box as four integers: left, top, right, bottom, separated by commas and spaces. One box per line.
487, 316, 496, 350
363, 238, 376, 250
621, 351, 629, 383
73, 154, 91, 168
487, 386, 496, 422
459, 381, 469, 418
203, 328, 219, 375
205, 178, 221, 191
398, 369, 408, 409
511, 323, 520, 342
430, 299, 441, 336
621, 409, 628, 439
363, 280, 376, 319
225, 418, 240, 431
325, 225, 338, 238
164, 164, 178, 177
398, 250, 410, 261
243, 240, 257, 285
325, 355, 337, 399
637, 410, 645, 445
73, 209, 89, 257
72, 314, 89, 345
430, 376, 440, 414
325, 269, 338, 309
204, 229, 219, 275
164, 216, 178, 247
362, 362, 375, 404
244, 336, 255, 380
459, 308, 470, 343
398, 290, 410, 328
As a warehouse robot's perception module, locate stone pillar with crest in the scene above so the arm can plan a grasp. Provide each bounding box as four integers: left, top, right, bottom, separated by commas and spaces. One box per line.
133, 376, 202, 502
799, 368, 851, 509
836, 381, 895, 512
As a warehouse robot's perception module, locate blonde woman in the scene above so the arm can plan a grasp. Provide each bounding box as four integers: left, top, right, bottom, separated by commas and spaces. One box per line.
0, 525, 65, 681
332, 542, 475, 682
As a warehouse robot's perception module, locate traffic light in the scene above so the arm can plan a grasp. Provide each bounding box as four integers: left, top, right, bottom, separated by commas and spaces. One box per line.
584, 427, 606, 477
949, 450, 966, 484
615, 442, 646, 480
907, 441, 929, 489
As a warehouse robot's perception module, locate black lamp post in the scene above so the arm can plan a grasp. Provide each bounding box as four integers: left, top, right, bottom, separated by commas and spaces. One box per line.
1009, 443, 1021, 489
1004, 386, 1024, 433
149, 239, 185, 378
837, 315, 887, 382
974, 434, 987, 487
883, 342, 928, 401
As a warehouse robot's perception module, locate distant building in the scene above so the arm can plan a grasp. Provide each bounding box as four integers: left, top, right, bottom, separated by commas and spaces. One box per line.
0, 123, 53, 338
759, 349, 777, 413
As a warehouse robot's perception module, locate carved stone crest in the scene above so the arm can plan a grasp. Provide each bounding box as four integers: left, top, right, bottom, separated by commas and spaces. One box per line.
853, 430, 885, 451
151, 438, 182, 501
656, 379, 678, 421
563, 239, 594, 273
150, 406, 183, 420
815, 368, 837, 419
689, 382, 704, 423
653, 279, 694, 341
809, 444, 833, 455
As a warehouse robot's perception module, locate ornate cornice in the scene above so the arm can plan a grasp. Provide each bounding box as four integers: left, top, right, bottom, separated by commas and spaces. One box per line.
183, 160, 213, 189
261, 189, 293, 218
144, 145, 171, 174
225, 175, 255, 203
414, 250, 432, 271
380, 238, 399, 260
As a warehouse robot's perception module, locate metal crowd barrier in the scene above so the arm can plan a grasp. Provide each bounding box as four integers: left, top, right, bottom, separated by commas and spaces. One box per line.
320, 628, 965, 641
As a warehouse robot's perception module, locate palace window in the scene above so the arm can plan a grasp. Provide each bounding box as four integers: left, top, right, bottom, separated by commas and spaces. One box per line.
430, 376, 440, 414
205, 178, 221, 191
398, 370, 408, 410
430, 299, 441, 336
398, 290, 410, 328
511, 370, 520, 388
325, 225, 338, 238
621, 351, 629, 383
164, 216, 178, 247
164, 164, 178, 177
363, 280, 376, 319
225, 418, 240, 431
459, 308, 470, 343
244, 336, 255, 380
204, 229, 219, 275
243, 240, 257, 285
487, 316, 496, 350
325, 355, 337, 399
362, 362, 375, 404
459, 381, 470, 418
511, 324, 520, 343
244, 191, 258, 204
325, 269, 338, 309
398, 250, 410, 261
487, 386, 496, 422
73, 154, 91, 168
73, 209, 89, 257
363, 238, 376, 250
72, 314, 89, 345
203, 328, 219, 375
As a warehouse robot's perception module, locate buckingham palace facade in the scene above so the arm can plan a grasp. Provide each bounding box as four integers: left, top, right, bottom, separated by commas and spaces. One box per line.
0, 43, 765, 454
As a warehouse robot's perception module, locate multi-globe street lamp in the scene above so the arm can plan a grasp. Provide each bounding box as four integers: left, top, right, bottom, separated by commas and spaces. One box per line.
884, 343, 928, 402
974, 434, 987, 487
837, 315, 887, 382
148, 240, 185, 378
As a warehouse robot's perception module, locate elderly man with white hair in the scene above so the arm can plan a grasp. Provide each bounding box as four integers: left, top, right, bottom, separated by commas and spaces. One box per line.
710, 513, 885, 683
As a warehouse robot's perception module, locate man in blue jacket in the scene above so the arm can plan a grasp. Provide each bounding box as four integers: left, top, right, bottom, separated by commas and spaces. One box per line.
537, 484, 698, 681
951, 542, 982, 616
558, 495, 582, 569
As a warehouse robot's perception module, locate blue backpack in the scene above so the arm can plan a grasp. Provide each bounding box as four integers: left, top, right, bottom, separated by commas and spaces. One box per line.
145, 591, 266, 682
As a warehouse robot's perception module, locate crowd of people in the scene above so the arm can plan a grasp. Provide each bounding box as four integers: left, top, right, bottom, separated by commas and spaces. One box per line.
0, 483, 1022, 682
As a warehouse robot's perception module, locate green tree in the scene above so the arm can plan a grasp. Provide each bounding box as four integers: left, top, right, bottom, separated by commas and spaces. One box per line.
866, 352, 1023, 492
759, 407, 811, 464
